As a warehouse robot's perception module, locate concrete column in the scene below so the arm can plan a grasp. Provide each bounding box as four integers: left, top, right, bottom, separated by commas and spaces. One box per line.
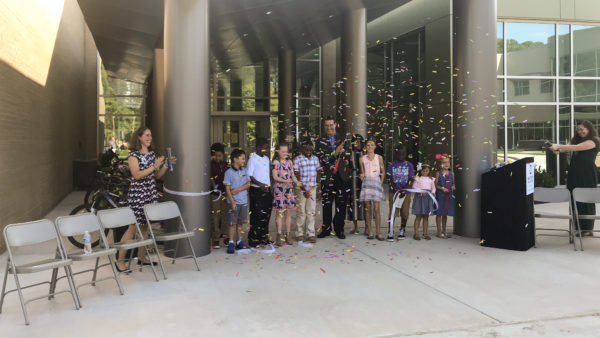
341, 8, 367, 138
164, 0, 211, 256
278, 49, 296, 144
150, 48, 165, 154
321, 39, 341, 129
453, 0, 498, 237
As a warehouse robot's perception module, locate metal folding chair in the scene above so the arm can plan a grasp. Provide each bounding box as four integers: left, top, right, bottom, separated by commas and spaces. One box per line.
0, 220, 80, 325
533, 187, 581, 250
96, 207, 159, 282
53, 213, 124, 304
144, 201, 201, 279
572, 187, 600, 251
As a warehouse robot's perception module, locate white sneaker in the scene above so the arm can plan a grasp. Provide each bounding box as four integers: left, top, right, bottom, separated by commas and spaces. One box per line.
397, 228, 406, 240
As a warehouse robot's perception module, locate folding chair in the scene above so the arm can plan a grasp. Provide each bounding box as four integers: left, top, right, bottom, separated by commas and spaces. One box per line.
533, 187, 581, 250
572, 187, 600, 251
144, 201, 201, 279
0, 220, 80, 325
96, 207, 159, 282
53, 213, 124, 304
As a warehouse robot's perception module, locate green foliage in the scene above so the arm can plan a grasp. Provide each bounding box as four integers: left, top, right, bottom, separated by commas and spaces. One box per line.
534, 167, 556, 188
101, 65, 141, 146
497, 38, 545, 53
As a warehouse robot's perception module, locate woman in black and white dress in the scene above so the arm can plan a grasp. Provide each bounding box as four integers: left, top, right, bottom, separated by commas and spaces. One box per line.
115, 126, 176, 272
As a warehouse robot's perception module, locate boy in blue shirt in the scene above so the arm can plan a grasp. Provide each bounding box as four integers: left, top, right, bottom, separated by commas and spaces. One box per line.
224, 149, 251, 253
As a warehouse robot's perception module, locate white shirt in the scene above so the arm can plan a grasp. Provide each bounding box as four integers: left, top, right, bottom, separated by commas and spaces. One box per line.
247, 153, 271, 187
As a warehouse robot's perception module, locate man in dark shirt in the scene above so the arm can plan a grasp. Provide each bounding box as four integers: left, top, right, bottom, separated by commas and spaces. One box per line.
210, 143, 229, 248
314, 117, 351, 239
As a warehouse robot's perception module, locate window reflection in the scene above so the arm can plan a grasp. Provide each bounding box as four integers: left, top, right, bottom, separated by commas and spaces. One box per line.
506, 22, 555, 76
573, 25, 600, 77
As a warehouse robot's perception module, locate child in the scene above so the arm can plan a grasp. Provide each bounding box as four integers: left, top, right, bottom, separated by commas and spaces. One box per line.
272, 143, 302, 246
223, 149, 251, 254
348, 134, 365, 235
247, 138, 272, 248
387, 144, 415, 241
434, 155, 455, 238
294, 140, 321, 243
359, 139, 386, 240
210, 143, 229, 249
411, 163, 436, 240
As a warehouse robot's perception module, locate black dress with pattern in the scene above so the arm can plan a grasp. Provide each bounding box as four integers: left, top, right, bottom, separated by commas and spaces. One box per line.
127, 151, 159, 225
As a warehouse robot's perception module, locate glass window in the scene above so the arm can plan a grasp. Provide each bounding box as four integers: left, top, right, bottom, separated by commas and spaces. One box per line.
574, 80, 600, 102
574, 106, 600, 127
506, 22, 555, 76
497, 22, 504, 75
508, 79, 555, 102
558, 24, 570, 76
506, 105, 556, 179
298, 117, 321, 141
496, 106, 506, 162
222, 121, 240, 148
573, 25, 600, 77
559, 106, 571, 144
559, 79, 571, 102
507, 105, 556, 150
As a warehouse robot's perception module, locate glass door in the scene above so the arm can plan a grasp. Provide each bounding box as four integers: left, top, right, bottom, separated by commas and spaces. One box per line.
211, 116, 271, 160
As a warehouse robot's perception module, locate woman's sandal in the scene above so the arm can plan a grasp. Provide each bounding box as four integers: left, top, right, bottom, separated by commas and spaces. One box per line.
116, 262, 128, 273
413, 234, 421, 241
423, 234, 432, 240
376, 234, 384, 241
436, 233, 445, 239
349, 229, 359, 235
367, 235, 375, 240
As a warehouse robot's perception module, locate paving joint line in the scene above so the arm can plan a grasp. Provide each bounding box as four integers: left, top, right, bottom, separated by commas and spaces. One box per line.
333, 237, 502, 324
375, 312, 600, 337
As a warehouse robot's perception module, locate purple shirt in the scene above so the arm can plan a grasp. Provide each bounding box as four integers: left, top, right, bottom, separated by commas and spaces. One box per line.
387, 161, 415, 192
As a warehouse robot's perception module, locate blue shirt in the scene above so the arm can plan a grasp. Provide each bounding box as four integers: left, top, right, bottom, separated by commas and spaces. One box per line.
328, 135, 336, 151
223, 167, 249, 204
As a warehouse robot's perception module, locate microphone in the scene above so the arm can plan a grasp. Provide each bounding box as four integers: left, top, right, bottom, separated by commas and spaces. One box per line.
166, 147, 174, 172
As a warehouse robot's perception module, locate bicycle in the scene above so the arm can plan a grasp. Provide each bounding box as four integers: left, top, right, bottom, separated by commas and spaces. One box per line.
68, 172, 130, 248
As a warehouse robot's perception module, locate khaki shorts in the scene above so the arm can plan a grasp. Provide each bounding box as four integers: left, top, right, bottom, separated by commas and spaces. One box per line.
388, 192, 412, 220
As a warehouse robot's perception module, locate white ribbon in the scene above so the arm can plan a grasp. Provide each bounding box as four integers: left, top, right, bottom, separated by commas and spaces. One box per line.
163, 185, 223, 202
388, 191, 406, 237
249, 244, 276, 255
403, 188, 439, 212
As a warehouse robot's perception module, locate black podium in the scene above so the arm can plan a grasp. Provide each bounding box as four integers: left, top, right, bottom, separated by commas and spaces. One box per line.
481, 157, 535, 251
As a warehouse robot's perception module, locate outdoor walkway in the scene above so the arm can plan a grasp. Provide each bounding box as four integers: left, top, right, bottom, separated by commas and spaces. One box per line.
1, 191, 599, 337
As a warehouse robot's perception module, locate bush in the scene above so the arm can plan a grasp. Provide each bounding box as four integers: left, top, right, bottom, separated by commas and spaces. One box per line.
534, 167, 555, 188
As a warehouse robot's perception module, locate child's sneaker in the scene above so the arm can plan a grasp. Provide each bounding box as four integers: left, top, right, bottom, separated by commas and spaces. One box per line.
386, 235, 395, 242
235, 241, 247, 250
397, 228, 406, 240
227, 242, 235, 254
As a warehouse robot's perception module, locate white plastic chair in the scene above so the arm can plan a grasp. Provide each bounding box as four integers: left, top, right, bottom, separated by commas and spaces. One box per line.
53, 213, 124, 303
0, 220, 80, 325
144, 201, 200, 279
533, 187, 581, 250
572, 187, 600, 251
96, 207, 159, 281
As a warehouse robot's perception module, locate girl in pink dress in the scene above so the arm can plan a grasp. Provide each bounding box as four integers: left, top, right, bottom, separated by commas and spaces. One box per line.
411, 164, 436, 240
